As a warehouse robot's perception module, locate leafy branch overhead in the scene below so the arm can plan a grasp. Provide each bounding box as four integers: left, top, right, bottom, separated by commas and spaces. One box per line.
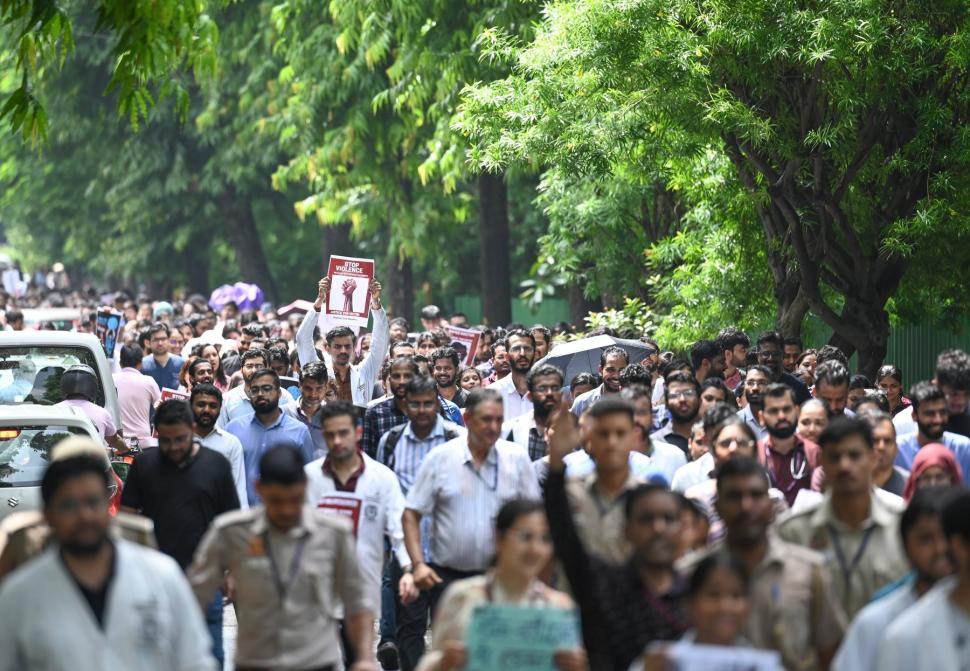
0, 0, 220, 141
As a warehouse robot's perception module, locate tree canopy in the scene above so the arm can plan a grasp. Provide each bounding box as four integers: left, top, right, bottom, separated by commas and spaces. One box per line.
3, 0, 970, 371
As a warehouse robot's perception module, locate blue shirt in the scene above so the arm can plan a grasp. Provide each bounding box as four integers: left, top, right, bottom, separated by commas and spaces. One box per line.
282, 402, 326, 459
895, 431, 970, 486
141, 354, 183, 391
226, 412, 316, 505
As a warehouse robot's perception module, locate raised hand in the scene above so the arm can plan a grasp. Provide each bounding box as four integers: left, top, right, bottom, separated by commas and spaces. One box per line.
547, 399, 579, 471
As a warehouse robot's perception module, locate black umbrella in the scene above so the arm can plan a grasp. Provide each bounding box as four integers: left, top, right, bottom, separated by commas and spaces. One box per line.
534, 335, 654, 382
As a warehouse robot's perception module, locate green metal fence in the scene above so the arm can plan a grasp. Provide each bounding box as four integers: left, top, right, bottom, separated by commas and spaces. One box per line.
451, 296, 570, 328
802, 317, 970, 384
447, 295, 968, 384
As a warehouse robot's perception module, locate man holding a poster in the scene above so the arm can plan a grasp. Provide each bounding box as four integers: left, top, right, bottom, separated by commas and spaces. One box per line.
295, 269, 389, 408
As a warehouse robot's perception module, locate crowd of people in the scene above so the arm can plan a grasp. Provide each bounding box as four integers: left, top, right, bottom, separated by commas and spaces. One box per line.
1, 274, 970, 670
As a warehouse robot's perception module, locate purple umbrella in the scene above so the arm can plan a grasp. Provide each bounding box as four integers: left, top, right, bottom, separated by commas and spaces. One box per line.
208, 283, 265, 311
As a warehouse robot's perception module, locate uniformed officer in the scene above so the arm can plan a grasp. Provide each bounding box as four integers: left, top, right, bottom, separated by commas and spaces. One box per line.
188, 445, 377, 671
682, 457, 847, 670
775, 416, 908, 619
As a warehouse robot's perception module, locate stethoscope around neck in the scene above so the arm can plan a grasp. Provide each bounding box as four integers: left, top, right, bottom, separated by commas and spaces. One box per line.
765, 441, 808, 486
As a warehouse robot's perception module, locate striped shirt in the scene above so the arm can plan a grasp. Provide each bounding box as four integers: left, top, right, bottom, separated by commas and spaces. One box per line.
405, 437, 540, 571
378, 419, 465, 562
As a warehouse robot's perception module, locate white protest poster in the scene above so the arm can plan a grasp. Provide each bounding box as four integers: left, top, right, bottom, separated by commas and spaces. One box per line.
628, 642, 784, 671
325, 255, 374, 328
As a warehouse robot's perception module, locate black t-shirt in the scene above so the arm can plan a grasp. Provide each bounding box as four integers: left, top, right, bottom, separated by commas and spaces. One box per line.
121, 445, 240, 569
779, 372, 813, 405
64, 543, 116, 630
947, 411, 970, 439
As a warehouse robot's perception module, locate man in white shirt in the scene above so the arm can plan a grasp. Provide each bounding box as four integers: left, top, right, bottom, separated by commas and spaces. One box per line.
0, 452, 215, 670
295, 275, 389, 408
401, 387, 539, 617
216, 349, 294, 429
834, 487, 957, 671
191, 383, 248, 508
304, 402, 409, 639
620, 384, 686, 482
503, 363, 566, 461
487, 329, 537, 422
877, 490, 970, 671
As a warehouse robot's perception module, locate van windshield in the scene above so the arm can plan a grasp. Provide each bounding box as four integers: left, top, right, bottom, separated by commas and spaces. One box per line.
0, 347, 105, 408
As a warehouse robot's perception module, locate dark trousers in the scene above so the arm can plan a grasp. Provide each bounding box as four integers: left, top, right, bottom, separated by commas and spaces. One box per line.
205, 589, 224, 667
396, 562, 482, 671
379, 546, 397, 644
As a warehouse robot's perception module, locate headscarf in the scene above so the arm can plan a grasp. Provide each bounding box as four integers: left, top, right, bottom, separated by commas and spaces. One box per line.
903, 443, 963, 502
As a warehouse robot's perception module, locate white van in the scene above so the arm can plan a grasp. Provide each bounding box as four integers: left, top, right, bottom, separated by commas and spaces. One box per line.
0, 332, 121, 429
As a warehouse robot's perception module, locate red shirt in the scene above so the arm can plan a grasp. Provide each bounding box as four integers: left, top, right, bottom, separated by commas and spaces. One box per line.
757, 435, 821, 507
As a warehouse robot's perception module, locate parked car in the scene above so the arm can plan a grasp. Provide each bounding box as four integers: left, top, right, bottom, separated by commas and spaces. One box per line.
0, 404, 109, 523
0, 331, 121, 430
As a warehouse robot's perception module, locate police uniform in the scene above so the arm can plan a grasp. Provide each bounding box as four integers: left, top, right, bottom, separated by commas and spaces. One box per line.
187, 506, 372, 671
775, 491, 908, 619
682, 536, 848, 671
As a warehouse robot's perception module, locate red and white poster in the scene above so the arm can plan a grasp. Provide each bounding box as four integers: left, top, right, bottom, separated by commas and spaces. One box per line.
326, 255, 374, 328
160, 388, 189, 403
445, 325, 481, 367
315, 495, 362, 537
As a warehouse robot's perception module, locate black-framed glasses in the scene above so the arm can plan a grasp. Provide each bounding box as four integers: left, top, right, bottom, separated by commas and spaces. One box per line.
757, 349, 783, 360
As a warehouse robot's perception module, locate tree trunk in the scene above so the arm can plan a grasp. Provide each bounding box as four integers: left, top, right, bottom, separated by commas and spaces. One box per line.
183, 228, 212, 295
219, 187, 278, 302
321, 222, 354, 267
385, 252, 414, 324
568, 282, 602, 328
822, 300, 891, 379
776, 285, 808, 339
478, 171, 511, 327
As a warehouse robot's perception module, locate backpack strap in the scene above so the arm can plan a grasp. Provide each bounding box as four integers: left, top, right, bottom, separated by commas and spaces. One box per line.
382, 424, 408, 471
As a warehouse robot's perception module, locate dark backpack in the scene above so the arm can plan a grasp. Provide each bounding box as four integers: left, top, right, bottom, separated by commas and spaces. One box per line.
382, 422, 461, 470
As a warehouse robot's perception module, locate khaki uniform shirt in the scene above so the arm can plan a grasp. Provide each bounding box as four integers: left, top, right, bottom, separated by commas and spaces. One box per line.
775, 491, 907, 619
187, 505, 371, 670
682, 536, 847, 671
0, 511, 156, 581
565, 471, 643, 565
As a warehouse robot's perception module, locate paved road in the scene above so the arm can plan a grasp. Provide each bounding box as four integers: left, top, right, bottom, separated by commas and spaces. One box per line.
221, 605, 411, 670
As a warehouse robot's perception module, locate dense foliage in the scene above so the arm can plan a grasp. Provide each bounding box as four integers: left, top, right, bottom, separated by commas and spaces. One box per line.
2, 0, 969, 370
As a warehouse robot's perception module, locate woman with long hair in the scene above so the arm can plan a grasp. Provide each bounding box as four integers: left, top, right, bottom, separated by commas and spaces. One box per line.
198, 343, 228, 391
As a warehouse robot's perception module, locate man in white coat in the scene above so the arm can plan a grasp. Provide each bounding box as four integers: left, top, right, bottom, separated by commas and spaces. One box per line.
296, 275, 389, 408
304, 401, 410, 613
877, 490, 970, 671
0, 452, 215, 671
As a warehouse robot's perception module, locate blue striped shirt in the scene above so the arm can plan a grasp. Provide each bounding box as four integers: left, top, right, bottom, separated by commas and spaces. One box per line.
378, 418, 465, 562
405, 437, 540, 571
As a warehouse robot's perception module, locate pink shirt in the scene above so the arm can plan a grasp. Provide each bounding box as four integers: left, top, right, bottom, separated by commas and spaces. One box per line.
56, 399, 119, 439
111, 368, 160, 439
